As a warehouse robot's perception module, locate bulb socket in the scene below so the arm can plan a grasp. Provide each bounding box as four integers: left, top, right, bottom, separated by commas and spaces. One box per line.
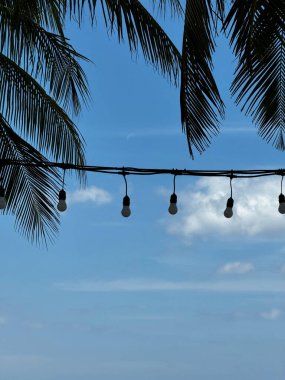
226, 197, 234, 208
59, 189, 66, 201
170, 193, 177, 204
279, 193, 285, 204
123, 195, 130, 206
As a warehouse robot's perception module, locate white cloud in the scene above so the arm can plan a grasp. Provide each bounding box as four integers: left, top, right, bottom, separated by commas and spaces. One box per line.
218, 262, 254, 274
70, 186, 112, 205
55, 278, 285, 294
164, 177, 285, 243
260, 308, 282, 320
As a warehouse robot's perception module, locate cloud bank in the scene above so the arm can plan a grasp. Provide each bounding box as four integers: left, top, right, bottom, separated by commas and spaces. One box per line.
164, 177, 285, 243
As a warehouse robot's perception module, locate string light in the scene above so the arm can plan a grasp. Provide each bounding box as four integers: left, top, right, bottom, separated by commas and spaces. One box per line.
168, 174, 178, 215
121, 173, 131, 217
0, 160, 284, 218
278, 176, 285, 214
57, 170, 67, 212
224, 174, 234, 219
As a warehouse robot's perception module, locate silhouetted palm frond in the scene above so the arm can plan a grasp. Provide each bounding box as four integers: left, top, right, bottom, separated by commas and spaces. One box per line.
225, 0, 285, 150
0, 113, 61, 245
180, 0, 224, 158
0, 52, 86, 165
153, 0, 184, 17
2, 0, 65, 34
100, 0, 181, 82
61, 0, 181, 83
0, 4, 90, 115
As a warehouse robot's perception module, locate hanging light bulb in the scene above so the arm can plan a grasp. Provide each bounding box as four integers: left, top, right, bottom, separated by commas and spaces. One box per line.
57, 169, 67, 212
121, 195, 131, 217
57, 189, 67, 212
278, 175, 285, 214
168, 193, 178, 215
224, 174, 234, 218
0, 185, 6, 210
168, 173, 178, 215
224, 197, 234, 218
278, 193, 285, 214
121, 172, 131, 217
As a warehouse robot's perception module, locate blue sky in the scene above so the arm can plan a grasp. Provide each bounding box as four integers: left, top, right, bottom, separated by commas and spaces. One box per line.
0, 4, 285, 380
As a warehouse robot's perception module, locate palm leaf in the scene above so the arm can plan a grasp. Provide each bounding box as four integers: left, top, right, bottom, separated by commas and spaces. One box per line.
0, 3, 91, 115
5, 0, 65, 35
180, 0, 224, 158
100, 0, 181, 83
224, 0, 285, 150
152, 0, 183, 17
0, 52, 86, 166
0, 113, 61, 245
61, 0, 181, 83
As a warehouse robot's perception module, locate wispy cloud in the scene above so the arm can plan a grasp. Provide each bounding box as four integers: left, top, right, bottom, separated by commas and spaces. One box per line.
70, 186, 112, 205
55, 278, 285, 294
163, 177, 285, 243
260, 308, 282, 320
126, 128, 180, 140
218, 262, 254, 274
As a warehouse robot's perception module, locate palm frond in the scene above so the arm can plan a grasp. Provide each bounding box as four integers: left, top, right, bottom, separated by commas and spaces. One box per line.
0, 113, 61, 245
225, 0, 285, 150
63, 0, 97, 23
212, 0, 225, 27
152, 0, 184, 18
99, 0, 181, 83
59, 0, 181, 82
0, 52, 86, 166
6, 0, 65, 35
0, 3, 91, 115
180, 0, 224, 158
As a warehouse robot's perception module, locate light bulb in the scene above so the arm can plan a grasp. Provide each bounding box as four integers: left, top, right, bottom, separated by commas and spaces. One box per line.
224, 197, 234, 219
57, 189, 67, 212
278, 194, 285, 214
168, 203, 178, 215
121, 195, 131, 217
224, 207, 233, 218
0, 186, 6, 210
121, 205, 131, 217
168, 193, 178, 215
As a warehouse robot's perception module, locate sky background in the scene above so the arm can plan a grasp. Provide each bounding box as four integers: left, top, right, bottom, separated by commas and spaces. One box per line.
0, 3, 285, 380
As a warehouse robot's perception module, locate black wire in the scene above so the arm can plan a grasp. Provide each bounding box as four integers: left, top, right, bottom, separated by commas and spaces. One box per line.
229, 170, 234, 198
62, 169, 66, 189
173, 174, 177, 193
123, 174, 128, 196
0, 159, 285, 180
